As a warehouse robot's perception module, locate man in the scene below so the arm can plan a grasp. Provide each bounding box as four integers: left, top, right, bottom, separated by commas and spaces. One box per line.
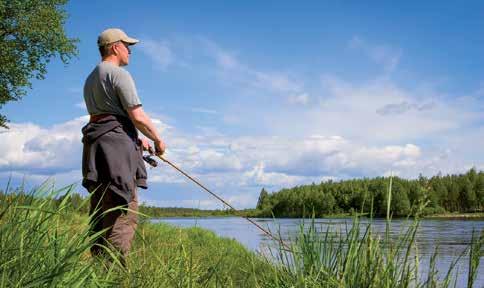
81, 28, 166, 262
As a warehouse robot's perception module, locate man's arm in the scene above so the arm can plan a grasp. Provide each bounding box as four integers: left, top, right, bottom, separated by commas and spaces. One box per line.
127, 105, 166, 155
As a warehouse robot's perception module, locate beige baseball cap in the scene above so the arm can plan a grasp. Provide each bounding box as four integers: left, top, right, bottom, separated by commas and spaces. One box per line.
97, 28, 139, 47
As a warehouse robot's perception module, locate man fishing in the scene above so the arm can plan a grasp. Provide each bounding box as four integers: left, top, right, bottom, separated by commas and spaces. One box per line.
81, 28, 166, 263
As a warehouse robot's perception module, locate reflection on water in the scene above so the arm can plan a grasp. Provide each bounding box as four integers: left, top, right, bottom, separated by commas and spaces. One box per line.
153, 217, 484, 287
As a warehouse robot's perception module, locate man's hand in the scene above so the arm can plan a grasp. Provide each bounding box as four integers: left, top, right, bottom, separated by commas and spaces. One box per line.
139, 137, 153, 153
154, 139, 166, 156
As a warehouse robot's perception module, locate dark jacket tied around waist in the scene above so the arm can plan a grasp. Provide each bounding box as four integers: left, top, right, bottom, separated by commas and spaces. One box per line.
82, 115, 147, 203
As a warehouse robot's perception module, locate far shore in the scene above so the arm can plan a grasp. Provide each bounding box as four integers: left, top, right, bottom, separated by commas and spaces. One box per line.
423, 212, 484, 220
149, 211, 484, 220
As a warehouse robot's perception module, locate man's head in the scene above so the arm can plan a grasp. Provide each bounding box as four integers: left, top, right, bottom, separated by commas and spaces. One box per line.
98, 28, 139, 66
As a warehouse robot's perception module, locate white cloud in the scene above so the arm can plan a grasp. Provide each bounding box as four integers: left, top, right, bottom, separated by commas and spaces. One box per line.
197, 149, 242, 172
139, 39, 174, 69
242, 162, 307, 187
1, 113, 482, 208
0, 116, 87, 171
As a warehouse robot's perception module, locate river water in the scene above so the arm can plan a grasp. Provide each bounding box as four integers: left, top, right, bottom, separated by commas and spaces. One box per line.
153, 217, 484, 287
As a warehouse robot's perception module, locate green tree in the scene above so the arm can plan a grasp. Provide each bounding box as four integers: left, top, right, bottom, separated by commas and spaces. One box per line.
460, 177, 476, 211
476, 172, 484, 210
0, 0, 78, 127
390, 181, 411, 216
256, 188, 269, 210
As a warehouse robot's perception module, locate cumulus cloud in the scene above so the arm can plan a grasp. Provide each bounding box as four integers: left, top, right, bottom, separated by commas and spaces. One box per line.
0, 112, 419, 189
1, 113, 482, 207
0, 114, 171, 182
0, 116, 88, 172
242, 162, 308, 187
197, 149, 242, 172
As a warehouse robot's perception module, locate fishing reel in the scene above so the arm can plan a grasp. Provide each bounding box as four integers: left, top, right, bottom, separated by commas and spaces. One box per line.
142, 146, 158, 167
143, 155, 158, 167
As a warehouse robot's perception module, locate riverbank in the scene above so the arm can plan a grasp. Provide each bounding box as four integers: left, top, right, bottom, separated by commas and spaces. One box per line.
424, 212, 484, 219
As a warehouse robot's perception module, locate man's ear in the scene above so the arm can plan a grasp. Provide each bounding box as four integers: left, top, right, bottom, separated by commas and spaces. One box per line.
111, 43, 120, 56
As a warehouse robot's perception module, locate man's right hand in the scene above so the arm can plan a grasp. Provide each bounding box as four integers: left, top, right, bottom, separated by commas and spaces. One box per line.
154, 139, 166, 156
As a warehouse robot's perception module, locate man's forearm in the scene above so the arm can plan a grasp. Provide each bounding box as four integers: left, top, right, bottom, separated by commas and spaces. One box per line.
132, 113, 162, 142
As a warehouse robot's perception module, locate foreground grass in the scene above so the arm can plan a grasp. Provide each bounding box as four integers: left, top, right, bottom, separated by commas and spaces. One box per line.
1, 182, 483, 287
0, 183, 275, 287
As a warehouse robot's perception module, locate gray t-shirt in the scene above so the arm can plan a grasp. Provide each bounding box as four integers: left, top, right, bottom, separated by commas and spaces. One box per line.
83, 61, 141, 117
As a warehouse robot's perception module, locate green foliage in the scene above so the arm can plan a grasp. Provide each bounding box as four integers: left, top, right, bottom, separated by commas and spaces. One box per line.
254, 168, 484, 218
0, 0, 78, 127
256, 188, 269, 210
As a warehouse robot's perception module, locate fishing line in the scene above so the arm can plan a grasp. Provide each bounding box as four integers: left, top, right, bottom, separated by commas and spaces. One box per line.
144, 154, 292, 251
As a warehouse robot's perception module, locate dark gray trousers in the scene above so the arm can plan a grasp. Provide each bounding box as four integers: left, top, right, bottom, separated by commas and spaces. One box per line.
89, 184, 138, 259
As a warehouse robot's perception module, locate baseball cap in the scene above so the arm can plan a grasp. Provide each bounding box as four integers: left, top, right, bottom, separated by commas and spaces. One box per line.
97, 28, 139, 47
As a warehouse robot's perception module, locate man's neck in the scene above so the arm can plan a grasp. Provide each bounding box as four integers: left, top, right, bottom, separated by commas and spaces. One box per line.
102, 56, 121, 66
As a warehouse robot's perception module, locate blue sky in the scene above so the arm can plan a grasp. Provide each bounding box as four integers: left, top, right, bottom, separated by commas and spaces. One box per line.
1, 1, 483, 209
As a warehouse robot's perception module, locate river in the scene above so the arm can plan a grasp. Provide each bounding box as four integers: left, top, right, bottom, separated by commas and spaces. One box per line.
153, 217, 484, 287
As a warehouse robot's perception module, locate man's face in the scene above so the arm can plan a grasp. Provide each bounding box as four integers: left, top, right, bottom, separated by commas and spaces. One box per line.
113, 41, 131, 66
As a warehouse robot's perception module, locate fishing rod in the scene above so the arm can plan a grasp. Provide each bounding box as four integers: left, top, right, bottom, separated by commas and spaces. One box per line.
143, 154, 292, 252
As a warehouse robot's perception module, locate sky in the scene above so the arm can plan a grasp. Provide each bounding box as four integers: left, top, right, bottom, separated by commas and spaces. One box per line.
1, 1, 483, 209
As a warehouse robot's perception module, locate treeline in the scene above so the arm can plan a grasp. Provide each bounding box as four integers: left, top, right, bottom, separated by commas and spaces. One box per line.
255, 168, 484, 218
139, 205, 235, 218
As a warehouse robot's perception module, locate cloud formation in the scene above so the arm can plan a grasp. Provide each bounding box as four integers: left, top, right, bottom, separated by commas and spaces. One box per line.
0, 116, 87, 173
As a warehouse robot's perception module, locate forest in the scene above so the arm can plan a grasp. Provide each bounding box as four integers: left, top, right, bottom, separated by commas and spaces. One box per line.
255, 168, 484, 217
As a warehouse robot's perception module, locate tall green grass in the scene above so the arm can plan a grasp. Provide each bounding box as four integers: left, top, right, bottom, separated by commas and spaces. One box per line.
0, 179, 482, 287
0, 181, 274, 287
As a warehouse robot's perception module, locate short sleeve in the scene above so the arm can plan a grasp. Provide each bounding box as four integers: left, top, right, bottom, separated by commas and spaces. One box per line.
114, 69, 142, 110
